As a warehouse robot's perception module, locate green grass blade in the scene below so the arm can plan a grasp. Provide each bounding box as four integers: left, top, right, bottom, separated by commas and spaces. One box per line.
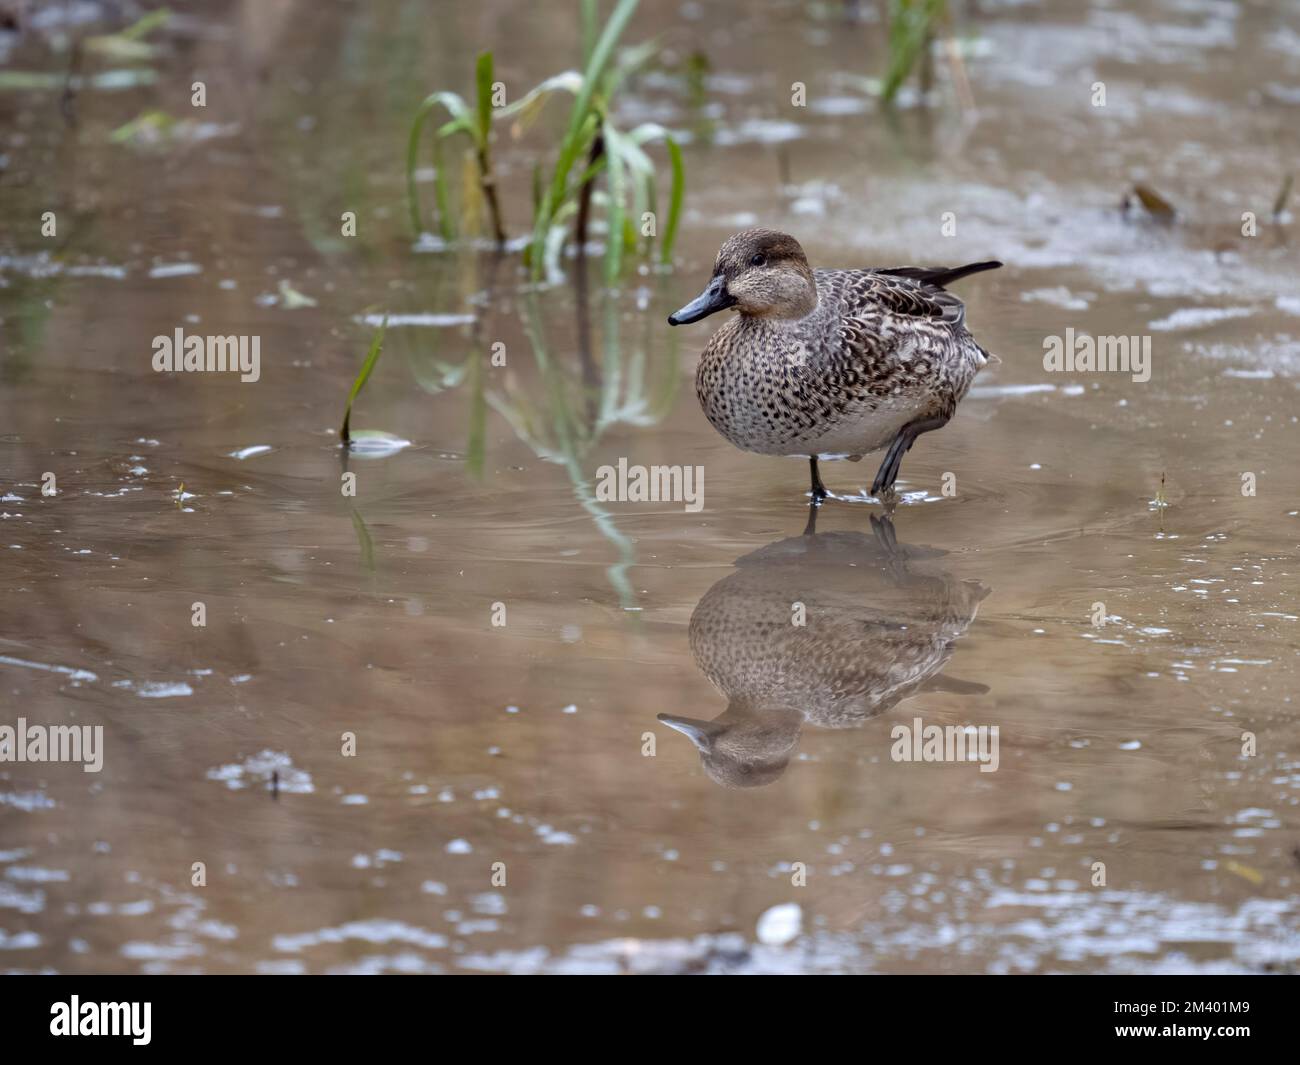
530, 0, 640, 277
406, 91, 468, 235
603, 122, 627, 284
475, 51, 494, 145
494, 71, 582, 122
660, 136, 683, 264
120, 7, 171, 40
643, 170, 656, 256
349, 506, 376, 572
432, 135, 454, 240
466, 349, 487, 479
341, 316, 388, 446
565, 0, 639, 166
581, 0, 597, 66
603, 36, 658, 100
531, 110, 599, 276
543, 201, 579, 281
882, 0, 944, 104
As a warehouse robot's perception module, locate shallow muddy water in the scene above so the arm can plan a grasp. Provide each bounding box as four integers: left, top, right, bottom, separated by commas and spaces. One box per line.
1, 0, 1298, 973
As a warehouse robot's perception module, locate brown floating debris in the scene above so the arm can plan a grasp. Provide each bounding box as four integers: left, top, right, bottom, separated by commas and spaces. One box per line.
1273, 173, 1293, 220
1124, 183, 1177, 221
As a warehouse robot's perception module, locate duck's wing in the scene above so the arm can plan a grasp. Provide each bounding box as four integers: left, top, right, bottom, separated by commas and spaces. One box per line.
801, 267, 1000, 391
835, 270, 966, 327
819, 262, 1000, 330
809, 271, 964, 383
877, 261, 1002, 289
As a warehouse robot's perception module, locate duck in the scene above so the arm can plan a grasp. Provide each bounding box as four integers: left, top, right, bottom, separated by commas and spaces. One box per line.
659, 513, 990, 788
668, 228, 1001, 502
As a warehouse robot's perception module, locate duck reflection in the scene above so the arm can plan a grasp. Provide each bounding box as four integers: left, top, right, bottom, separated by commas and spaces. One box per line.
659, 513, 990, 788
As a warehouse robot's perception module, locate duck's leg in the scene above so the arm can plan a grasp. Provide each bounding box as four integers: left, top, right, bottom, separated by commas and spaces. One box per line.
869, 513, 898, 554
870, 435, 909, 497
802, 500, 820, 537
870, 415, 950, 497
870, 513, 909, 581
809, 455, 829, 503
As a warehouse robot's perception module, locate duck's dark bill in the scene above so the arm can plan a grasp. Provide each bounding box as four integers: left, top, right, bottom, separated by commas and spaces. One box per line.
667, 278, 736, 325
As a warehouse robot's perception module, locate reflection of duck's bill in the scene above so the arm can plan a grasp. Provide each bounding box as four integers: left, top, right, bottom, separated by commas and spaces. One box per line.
657, 714, 723, 751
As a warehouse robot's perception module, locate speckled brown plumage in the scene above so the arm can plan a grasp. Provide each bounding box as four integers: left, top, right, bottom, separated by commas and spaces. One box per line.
659, 517, 990, 788
689, 535, 983, 729
671, 228, 1001, 497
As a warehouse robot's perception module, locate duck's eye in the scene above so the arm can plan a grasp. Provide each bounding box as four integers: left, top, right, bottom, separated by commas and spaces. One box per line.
749, 253, 766, 267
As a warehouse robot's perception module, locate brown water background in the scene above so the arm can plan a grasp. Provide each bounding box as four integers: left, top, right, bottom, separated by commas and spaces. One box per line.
0, 0, 1298, 972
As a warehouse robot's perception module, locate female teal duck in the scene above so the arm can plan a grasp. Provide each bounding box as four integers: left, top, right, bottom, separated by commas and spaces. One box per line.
668, 228, 1001, 501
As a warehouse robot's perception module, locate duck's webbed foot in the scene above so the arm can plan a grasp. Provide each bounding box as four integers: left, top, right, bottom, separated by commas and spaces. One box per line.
808, 455, 829, 504
870, 415, 950, 498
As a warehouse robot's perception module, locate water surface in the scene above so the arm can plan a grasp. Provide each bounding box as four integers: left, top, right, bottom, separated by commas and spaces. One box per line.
1, 0, 1298, 973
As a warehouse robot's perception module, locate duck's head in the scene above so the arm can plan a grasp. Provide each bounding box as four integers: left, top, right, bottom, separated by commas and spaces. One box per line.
668, 228, 817, 326
657, 700, 803, 788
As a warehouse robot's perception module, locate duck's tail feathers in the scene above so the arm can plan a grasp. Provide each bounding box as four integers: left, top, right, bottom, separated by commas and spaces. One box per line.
880, 260, 1003, 289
